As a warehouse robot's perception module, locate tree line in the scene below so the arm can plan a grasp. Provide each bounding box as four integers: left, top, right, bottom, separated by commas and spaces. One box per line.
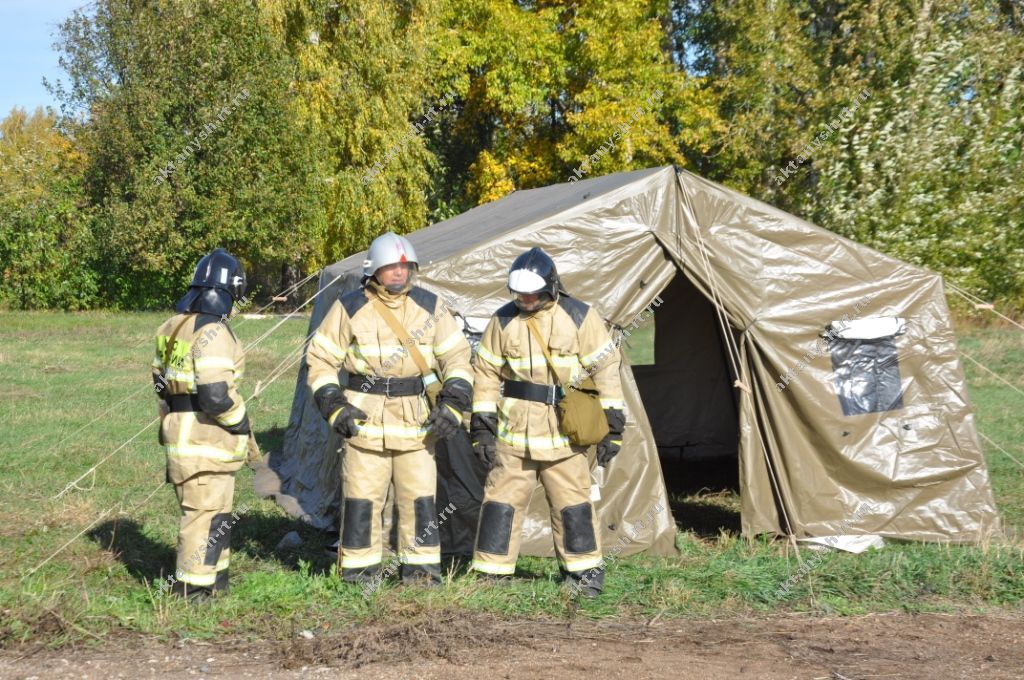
1, 0, 1021, 311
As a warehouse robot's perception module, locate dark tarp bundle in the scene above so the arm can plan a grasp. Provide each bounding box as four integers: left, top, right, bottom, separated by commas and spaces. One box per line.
259, 165, 1000, 555
433, 432, 488, 558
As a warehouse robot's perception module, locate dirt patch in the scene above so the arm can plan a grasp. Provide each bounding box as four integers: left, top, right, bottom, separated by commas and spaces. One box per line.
278, 610, 508, 669
1, 611, 1022, 679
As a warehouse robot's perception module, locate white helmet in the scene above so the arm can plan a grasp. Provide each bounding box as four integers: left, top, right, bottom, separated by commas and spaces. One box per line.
362, 232, 418, 277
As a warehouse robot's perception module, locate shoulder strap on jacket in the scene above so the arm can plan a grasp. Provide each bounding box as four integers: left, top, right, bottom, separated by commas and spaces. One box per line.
525, 317, 561, 387
369, 294, 431, 376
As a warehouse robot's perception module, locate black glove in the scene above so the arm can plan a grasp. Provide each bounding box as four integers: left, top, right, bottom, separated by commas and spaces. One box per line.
470, 412, 498, 471
331, 402, 367, 438
426, 377, 472, 440
438, 377, 472, 412
596, 408, 625, 467
313, 384, 366, 438
427, 402, 462, 440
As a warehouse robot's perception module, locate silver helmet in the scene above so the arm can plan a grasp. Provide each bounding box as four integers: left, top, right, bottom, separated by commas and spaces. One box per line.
362, 232, 419, 277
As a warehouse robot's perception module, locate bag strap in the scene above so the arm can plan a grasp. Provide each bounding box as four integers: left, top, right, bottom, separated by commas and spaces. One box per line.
369, 294, 432, 376
162, 314, 193, 368
525, 317, 562, 387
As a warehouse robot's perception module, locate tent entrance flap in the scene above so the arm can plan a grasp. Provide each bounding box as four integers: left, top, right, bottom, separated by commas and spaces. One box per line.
632, 273, 741, 513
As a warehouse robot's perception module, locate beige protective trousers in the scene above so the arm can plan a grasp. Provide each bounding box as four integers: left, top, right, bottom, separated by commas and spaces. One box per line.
172, 472, 236, 591
339, 442, 441, 579
471, 447, 602, 576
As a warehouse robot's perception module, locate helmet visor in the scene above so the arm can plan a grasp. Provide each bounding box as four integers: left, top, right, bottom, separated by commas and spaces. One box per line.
508, 269, 546, 295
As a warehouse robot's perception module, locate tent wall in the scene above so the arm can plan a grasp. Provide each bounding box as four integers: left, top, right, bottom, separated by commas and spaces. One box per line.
270, 163, 1001, 549
661, 169, 1000, 541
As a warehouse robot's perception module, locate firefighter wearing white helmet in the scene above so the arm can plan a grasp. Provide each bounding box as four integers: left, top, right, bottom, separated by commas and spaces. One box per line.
469, 247, 625, 598
306, 232, 473, 585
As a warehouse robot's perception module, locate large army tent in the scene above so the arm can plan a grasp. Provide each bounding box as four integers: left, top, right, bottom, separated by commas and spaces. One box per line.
261, 165, 1000, 557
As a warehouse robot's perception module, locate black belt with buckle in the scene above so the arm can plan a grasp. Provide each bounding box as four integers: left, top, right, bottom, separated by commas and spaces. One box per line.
501, 379, 562, 405
349, 374, 425, 397
167, 394, 202, 412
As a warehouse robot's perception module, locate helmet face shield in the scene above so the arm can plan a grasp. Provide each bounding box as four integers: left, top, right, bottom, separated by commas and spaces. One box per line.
512, 290, 552, 312
228, 270, 247, 302
507, 247, 562, 311
508, 269, 546, 295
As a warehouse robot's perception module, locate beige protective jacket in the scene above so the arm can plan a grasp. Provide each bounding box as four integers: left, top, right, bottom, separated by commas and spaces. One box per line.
472, 296, 624, 461
306, 285, 473, 451
152, 313, 249, 484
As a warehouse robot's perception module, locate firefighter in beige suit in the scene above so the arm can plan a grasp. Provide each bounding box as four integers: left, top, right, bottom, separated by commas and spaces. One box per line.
152, 248, 250, 600
470, 248, 625, 597
306, 232, 473, 585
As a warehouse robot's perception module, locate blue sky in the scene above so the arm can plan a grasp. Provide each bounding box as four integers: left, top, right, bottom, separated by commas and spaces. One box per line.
0, 0, 89, 117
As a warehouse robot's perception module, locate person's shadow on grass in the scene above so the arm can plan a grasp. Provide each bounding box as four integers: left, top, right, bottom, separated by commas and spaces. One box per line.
88, 508, 337, 586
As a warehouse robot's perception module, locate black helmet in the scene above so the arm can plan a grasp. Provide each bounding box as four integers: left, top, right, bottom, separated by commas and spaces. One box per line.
507, 247, 565, 311
175, 248, 247, 317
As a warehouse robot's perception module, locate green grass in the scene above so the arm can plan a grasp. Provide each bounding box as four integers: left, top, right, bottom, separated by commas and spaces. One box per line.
955, 325, 1024, 531
620, 321, 655, 365
1, 310, 1022, 647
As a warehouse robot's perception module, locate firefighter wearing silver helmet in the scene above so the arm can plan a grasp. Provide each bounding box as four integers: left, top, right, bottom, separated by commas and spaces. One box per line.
469, 247, 625, 597
151, 248, 250, 600
306, 231, 473, 585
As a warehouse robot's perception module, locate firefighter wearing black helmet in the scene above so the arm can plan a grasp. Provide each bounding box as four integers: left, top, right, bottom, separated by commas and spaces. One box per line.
469, 247, 625, 597
151, 248, 251, 600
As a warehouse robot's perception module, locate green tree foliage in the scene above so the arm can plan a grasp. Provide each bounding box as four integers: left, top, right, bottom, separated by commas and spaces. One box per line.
808, 0, 1024, 308
433, 0, 718, 206
0, 108, 97, 309
262, 0, 443, 265
675, 0, 823, 204
680, 0, 1024, 308
51, 0, 324, 309
3, 0, 1019, 310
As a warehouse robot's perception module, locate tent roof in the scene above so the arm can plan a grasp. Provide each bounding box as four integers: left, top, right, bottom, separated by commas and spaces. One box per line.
324, 166, 666, 278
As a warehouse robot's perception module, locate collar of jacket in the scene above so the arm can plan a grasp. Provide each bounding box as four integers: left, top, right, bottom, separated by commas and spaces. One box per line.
365, 279, 408, 308
517, 295, 558, 321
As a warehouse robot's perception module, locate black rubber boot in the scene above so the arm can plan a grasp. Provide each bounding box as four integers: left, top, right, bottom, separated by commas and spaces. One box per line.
562, 565, 604, 599
400, 563, 442, 587
341, 565, 381, 584
212, 569, 230, 596
170, 579, 213, 602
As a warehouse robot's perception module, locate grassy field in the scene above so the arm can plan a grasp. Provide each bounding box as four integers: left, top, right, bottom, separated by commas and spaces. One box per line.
1, 309, 1022, 648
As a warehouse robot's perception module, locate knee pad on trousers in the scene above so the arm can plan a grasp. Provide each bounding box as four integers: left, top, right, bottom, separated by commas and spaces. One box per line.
342, 498, 373, 549
476, 501, 514, 555
204, 512, 235, 566
561, 502, 597, 554
414, 496, 441, 547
